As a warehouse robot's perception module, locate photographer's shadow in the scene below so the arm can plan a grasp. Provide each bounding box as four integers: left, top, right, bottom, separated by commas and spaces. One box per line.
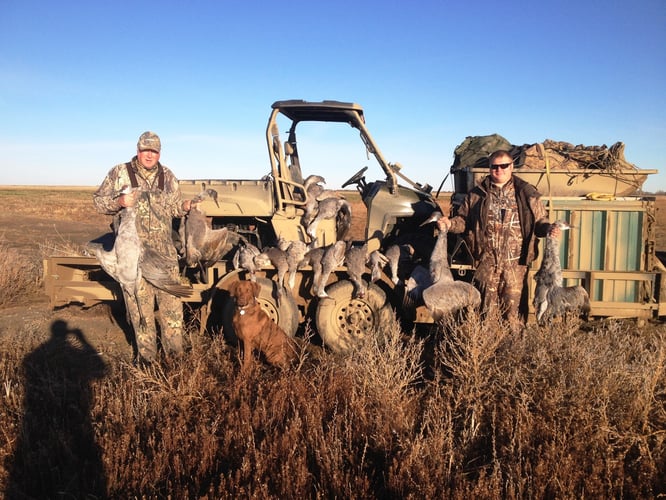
6, 320, 108, 499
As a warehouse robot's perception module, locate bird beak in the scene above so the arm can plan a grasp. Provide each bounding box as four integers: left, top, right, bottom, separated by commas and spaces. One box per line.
420, 211, 443, 227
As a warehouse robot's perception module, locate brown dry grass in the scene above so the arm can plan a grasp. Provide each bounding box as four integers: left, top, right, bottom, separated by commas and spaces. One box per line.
0, 187, 665, 497
1, 311, 664, 498
0, 239, 41, 307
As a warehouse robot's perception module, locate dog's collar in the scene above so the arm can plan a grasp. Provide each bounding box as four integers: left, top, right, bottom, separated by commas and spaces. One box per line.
237, 301, 257, 315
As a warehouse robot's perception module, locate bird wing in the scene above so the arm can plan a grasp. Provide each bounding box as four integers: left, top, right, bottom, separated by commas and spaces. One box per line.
404, 265, 431, 303
140, 247, 192, 297
199, 227, 229, 264
344, 246, 367, 280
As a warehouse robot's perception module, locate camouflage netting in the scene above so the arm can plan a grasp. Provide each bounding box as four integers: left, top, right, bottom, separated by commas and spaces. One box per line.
451, 134, 639, 173
518, 140, 638, 172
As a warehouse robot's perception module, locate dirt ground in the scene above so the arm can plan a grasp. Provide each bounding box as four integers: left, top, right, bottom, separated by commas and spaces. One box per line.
0, 189, 127, 359
1, 188, 665, 363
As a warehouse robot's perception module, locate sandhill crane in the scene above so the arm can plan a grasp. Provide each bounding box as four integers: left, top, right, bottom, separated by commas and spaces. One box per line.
420, 212, 481, 321
231, 237, 306, 301
254, 245, 289, 302
302, 240, 347, 298
301, 173, 353, 244
302, 174, 327, 226
181, 184, 231, 283
383, 244, 403, 286
343, 243, 370, 298
301, 246, 325, 297
232, 239, 263, 282
533, 221, 590, 323
192, 182, 220, 206
88, 187, 192, 327
341, 245, 391, 298
302, 174, 342, 222
301, 175, 352, 244
305, 197, 352, 244
404, 265, 431, 308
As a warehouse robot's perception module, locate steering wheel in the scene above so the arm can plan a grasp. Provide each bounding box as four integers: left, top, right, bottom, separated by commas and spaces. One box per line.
341, 166, 368, 188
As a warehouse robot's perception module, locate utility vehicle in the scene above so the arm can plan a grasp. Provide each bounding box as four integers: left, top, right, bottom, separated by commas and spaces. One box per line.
44, 100, 441, 353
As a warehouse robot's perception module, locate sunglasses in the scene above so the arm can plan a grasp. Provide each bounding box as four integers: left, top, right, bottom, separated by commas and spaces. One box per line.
490, 162, 512, 170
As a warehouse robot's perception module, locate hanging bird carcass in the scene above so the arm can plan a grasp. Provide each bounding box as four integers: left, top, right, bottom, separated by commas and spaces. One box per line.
420, 211, 481, 321
533, 221, 590, 323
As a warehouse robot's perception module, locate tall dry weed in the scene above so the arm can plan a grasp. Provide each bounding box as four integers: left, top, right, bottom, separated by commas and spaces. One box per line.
0, 314, 664, 498
38, 234, 90, 260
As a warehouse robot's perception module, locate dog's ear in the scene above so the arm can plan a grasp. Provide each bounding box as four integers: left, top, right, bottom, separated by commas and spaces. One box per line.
229, 280, 239, 297
252, 281, 261, 298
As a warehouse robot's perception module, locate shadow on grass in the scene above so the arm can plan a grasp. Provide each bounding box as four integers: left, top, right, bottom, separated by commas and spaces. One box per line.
5, 319, 109, 498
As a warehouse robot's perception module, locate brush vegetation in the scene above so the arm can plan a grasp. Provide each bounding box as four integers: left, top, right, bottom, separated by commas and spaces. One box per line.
0, 312, 664, 498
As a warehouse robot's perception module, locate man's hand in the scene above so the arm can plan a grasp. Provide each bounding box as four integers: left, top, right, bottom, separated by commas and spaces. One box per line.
118, 189, 138, 208
437, 216, 452, 231
548, 223, 561, 238
182, 199, 195, 212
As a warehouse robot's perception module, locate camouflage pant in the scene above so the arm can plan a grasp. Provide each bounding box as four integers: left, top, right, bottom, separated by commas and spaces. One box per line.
123, 267, 184, 363
473, 256, 528, 325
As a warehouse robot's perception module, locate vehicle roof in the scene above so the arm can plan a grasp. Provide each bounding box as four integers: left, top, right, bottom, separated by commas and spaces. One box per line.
271, 100, 365, 124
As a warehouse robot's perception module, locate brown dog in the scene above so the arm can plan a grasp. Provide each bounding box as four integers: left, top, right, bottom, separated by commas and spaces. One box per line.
228, 280, 297, 370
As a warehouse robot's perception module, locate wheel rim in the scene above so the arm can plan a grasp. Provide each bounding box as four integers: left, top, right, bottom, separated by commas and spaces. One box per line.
258, 296, 280, 324
332, 298, 375, 337
316, 280, 390, 353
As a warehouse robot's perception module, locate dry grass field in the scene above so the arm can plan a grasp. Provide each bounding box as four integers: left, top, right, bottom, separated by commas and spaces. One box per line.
0, 186, 665, 498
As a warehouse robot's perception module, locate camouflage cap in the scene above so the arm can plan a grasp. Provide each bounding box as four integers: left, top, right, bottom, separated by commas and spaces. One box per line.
137, 131, 161, 152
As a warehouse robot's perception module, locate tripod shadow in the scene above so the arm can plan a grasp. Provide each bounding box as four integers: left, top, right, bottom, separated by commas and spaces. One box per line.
6, 320, 108, 498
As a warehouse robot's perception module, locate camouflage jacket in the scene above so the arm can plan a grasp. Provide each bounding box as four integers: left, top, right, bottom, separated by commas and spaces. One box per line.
449, 175, 550, 267
93, 156, 185, 264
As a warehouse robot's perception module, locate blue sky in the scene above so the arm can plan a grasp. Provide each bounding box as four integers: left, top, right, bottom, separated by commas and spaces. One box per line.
1, 0, 665, 193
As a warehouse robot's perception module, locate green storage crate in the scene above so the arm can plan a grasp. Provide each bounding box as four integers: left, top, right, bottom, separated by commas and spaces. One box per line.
528, 196, 660, 319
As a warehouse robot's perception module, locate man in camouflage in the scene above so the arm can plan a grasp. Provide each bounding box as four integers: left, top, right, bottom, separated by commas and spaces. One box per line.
93, 131, 193, 364
438, 150, 558, 327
